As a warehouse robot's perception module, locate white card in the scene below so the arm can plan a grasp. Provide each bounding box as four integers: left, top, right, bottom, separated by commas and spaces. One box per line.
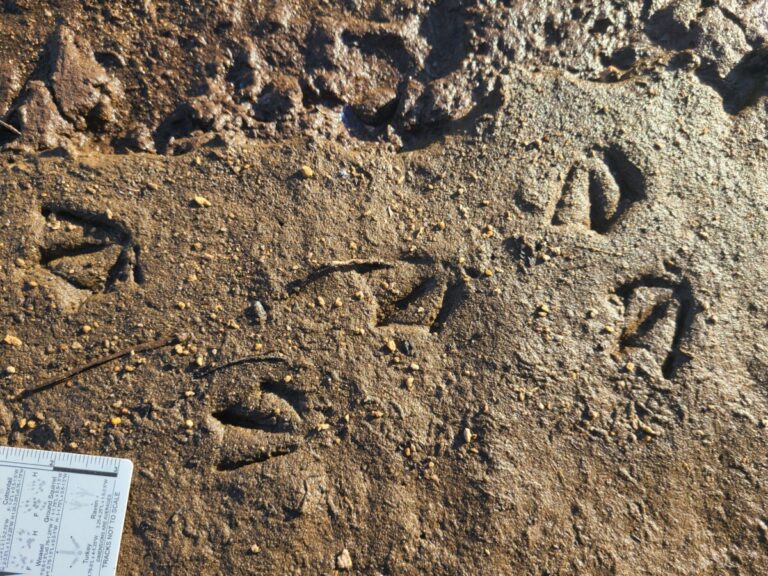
0, 446, 133, 576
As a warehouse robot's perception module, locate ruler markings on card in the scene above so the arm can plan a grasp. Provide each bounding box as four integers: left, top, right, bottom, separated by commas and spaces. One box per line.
0, 447, 133, 576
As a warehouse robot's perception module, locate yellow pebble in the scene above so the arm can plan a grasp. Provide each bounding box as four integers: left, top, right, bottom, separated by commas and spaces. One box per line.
110, 416, 122, 426
3, 335, 22, 347
300, 165, 314, 178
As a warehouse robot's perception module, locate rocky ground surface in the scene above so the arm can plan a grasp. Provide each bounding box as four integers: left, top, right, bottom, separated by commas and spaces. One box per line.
1, 1, 768, 574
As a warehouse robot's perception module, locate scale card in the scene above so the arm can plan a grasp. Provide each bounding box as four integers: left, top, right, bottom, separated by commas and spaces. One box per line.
0, 447, 133, 576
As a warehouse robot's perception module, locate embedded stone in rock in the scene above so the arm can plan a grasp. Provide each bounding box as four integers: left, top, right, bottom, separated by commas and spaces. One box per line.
336, 549, 353, 570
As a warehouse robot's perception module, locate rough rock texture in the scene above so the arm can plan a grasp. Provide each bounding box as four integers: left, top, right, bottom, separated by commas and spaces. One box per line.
1, 1, 768, 575
45, 26, 123, 131
1, 1, 765, 152
8, 80, 73, 150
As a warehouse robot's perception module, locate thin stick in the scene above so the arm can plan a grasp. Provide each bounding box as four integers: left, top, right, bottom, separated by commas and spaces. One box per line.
0, 119, 21, 136
16, 335, 180, 400
195, 354, 290, 378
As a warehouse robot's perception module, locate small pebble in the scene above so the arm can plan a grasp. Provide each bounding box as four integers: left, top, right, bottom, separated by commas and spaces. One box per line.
6, 366, 17, 375
463, 427, 473, 444
3, 335, 22, 347
336, 549, 353, 570
386, 340, 397, 353
193, 195, 212, 208
300, 165, 314, 179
